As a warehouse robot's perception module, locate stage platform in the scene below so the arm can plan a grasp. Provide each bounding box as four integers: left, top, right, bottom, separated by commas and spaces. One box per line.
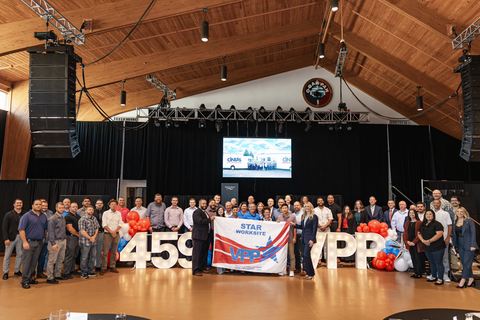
1, 258, 479, 320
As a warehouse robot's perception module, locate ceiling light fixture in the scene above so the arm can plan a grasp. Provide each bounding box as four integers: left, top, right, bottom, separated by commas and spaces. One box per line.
221, 55, 227, 81
331, 0, 339, 11
416, 86, 423, 111
201, 8, 209, 42
318, 43, 325, 59
120, 80, 126, 106
199, 119, 206, 128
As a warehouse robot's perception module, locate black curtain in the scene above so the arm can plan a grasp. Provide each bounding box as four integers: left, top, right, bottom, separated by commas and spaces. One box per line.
26, 122, 123, 179
123, 122, 148, 180
0, 179, 117, 252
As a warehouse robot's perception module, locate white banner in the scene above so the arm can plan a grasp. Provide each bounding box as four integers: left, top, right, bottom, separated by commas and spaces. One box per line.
212, 217, 290, 273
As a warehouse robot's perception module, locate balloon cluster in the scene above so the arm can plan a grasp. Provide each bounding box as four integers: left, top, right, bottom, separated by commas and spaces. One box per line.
356, 220, 389, 237
118, 211, 150, 241
373, 251, 396, 271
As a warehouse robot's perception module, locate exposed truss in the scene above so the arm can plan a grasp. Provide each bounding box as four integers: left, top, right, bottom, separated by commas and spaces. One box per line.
146, 75, 177, 99
22, 0, 85, 45
136, 107, 370, 123
452, 17, 480, 50
335, 44, 348, 77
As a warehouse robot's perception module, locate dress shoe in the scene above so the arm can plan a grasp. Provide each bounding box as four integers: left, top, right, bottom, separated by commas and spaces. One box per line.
55, 277, 65, 281
63, 275, 73, 280
456, 282, 467, 288
202, 270, 210, 274
71, 270, 81, 276
29, 279, 38, 284
109, 268, 119, 273
14, 271, 22, 277
193, 273, 203, 277
300, 271, 307, 276
410, 274, 417, 278
3, 274, 8, 280
99, 269, 107, 276
435, 280, 444, 286
426, 278, 437, 282
22, 283, 30, 289
46, 279, 59, 284
467, 280, 476, 287
413, 274, 422, 279
87, 272, 98, 277
37, 273, 47, 279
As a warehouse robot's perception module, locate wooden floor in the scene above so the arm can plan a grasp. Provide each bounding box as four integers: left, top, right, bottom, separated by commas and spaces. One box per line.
1, 257, 479, 320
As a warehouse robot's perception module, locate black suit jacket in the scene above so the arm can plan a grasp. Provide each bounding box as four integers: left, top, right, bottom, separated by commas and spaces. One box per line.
364, 205, 384, 222
297, 214, 318, 245
383, 208, 399, 228
2, 209, 26, 241
192, 208, 210, 241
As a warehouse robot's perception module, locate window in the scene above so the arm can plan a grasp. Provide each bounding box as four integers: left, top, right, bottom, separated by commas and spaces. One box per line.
0, 91, 6, 110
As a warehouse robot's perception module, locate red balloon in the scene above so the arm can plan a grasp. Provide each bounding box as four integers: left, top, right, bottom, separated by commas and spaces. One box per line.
385, 258, 392, 266
380, 222, 388, 229
126, 211, 140, 222
356, 226, 363, 232
372, 258, 378, 268
377, 251, 387, 260
138, 218, 150, 232
128, 228, 137, 236
386, 264, 395, 272
363, 226, 370, 233
387, 253, 396, 261
381, 231, 388, 238
128, 220, 137, 228
376, 260, 386, 269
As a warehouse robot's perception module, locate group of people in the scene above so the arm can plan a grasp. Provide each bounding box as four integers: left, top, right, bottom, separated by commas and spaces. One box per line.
2, 190, 478, 287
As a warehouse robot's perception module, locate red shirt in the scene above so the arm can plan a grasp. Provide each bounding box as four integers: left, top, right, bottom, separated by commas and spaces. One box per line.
118, 206, 130, 223
342, 217, 348, 229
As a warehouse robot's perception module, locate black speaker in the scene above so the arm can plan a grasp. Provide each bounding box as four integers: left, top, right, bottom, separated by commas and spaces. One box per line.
456, 55, 480, 162
27, 45, 81, 158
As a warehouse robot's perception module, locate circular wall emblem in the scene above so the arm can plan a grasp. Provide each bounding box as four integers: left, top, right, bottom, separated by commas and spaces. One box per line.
302, 78, 333, 108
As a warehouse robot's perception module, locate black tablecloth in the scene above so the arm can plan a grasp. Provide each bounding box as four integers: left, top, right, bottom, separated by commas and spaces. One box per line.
384, 309, 480, 320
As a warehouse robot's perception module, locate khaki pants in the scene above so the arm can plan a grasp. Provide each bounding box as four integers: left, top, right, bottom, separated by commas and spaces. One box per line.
287, 242, 295, 272
101, 233, 120, 270
450, 246, 462, 270
47, 239, 66, 280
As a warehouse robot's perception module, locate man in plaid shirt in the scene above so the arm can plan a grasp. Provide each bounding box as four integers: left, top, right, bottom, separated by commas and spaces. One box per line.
78, 205, 100, 279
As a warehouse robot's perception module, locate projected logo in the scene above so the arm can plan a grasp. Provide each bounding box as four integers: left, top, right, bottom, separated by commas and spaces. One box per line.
302, 78, 333, 108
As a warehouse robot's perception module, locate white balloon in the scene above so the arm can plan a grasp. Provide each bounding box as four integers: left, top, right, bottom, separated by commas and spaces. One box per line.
394, 257, 409, 272
370, 242, 377, 249
401, 251, 413, 268
123, 233, 132, 241
120, 222, 130, 234
119, 230, 124, 239
386, 229, 397, 242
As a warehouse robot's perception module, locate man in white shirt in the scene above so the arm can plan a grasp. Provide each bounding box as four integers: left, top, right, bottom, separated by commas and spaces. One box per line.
130, 197, 147, 219
100, 199, 123, 275
430, 189, 453, 212
314, 197, 332, 261
391, 201, 408, 243
432, 199, 453, 283
224, 201, 233, 218
183, 198, 197, 232
416, 202, 426, 221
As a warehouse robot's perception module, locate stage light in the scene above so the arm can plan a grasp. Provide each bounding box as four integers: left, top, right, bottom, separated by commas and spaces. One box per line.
289, 108, 295, 114
338, 102, 347, 112
305, 107, 312, 114
215, 120, 223, 132
278, 121, 284, 133
230, 105, 236, 111
215, 104, 222, 112
276, 106, 283, 112
328, 124, 334, 131
199, 104, 206, 111
346, 123, 353, 131
120, 80, 126, 106
221, 56, 227, 81
296, 118, 302, 123
335, 122, 342, 131
174, 121, 180, 128
201, 8, 209, 42
154, 119, 161, 127
246, 107, 253, 113
305, 121, 311, 132
416, 86, 423, 111
165, 118, 172, 128
259, 106, 266, 113
331, 0, 338, 11
318, 43, 325, 59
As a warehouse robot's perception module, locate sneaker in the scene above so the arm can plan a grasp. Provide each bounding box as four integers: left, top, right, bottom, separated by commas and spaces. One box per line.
289, 271, 294, 277
71, 270, 81, 276
87, 272, 97, 277
2, 274, 8, 280
81, 274, 89, 279
278, 272, 286, 276
46, 279, 59, 284
63, 275, 73, 280
426, 274, 433, 280
14, 271, 22, 277
444, 275, 451, 283
99, 269, 107, 276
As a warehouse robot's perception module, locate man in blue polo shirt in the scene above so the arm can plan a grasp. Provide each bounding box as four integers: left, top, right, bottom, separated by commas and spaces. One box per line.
238, 203, 261, 220
18, 199, 48, 289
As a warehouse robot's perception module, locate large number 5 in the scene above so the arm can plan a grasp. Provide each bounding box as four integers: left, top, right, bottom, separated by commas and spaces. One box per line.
151, 232, 179, 268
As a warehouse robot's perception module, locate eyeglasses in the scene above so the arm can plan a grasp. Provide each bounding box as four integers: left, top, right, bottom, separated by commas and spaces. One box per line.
451, 200, 459, 202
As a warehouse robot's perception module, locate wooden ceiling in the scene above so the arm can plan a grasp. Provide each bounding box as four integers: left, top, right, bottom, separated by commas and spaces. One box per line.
1, 0, 480, 139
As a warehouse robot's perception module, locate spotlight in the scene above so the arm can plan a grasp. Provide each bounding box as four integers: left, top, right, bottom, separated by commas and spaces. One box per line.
331, 0, 338, 11
199, 119, 206, 128
215, 104, 222, 112
335, 122, 342, 131
201, 8, 209, 42
276, 106, 283, 112
278, 121, 284, 133
246, 107, 253, 113
154, 119, 161, 127
174, 121, 180, 128
221, 56, 227, 81
259, 106, 266, 113
120, 80, 126, 106
318, 43, 325, 59
230, 105, 236, 111
328, 124, 334, 131
165, 118, 172, 128
199, 103, 206, 111
338, 102, 347, 112
346, 123, 353, 131
215, 120, 223, 132
416, 86, 423, 111
305, 107, 312, 114
305, 121, 312, 132
289, 108, 296, 114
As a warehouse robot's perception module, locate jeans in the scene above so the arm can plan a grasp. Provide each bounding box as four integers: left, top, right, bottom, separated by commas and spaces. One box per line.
458, 236, 475, 279
64, 235, 79, 275
425, 249, 445, 280
303, 242, 315, 277
21, 240, 43, 285
95, 232, 104, 268
102, 233, 120, 269
37, 238, 49, 275
294, 234, 303, 271
47, 239, 66, 280
442, 245, 450, 279
80, 243, 97, 275
3, 234, 23, 274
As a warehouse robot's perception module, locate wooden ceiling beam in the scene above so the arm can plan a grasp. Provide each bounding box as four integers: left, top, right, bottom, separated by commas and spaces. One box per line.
0, 0, 235, 56
0, 77, 12, 92
79, 20, 321, 89
328, 22, 459, 118
318, 57, 462, 139
77, 53, 314, 121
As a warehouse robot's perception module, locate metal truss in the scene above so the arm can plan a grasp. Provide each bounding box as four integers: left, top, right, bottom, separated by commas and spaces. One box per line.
335, 43, 348, 77
22, 0, 86, 45
146, 75, 177, 99
452, 17, 480, 50
136, 107, 370, 123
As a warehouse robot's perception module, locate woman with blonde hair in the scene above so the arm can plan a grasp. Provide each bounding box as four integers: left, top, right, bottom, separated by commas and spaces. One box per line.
452, 207, 478, 288
295, 202, 318, 280
257, 202, 265, 217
